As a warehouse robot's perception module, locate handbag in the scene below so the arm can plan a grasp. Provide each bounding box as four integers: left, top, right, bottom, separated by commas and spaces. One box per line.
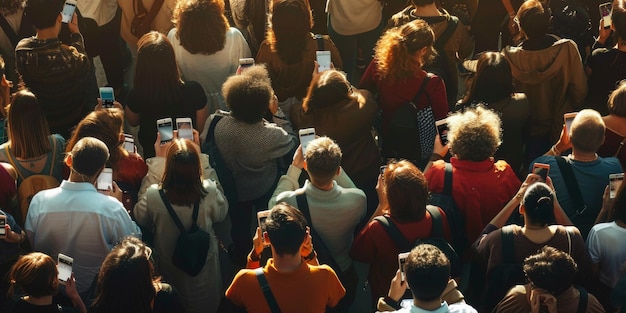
159, 189, 210, 277
130, 0, 165, 38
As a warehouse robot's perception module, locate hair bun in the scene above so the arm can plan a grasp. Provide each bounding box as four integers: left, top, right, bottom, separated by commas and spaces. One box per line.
537, 196, 551, 206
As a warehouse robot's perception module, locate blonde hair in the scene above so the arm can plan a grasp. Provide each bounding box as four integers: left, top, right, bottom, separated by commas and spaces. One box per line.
448, 105, 502, 161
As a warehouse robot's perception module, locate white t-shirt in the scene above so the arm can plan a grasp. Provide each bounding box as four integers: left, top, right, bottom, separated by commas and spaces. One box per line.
587, 221, 626, 287
327, 0, 382, 35
77, 0, 118, 26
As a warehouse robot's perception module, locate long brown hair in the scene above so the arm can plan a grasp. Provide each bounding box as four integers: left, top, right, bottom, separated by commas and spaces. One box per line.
7, 89, 51, 158
301, 70, 355, 113
266, 0, 313, 64
173, 0, 228, 55
161, 139, 207, 205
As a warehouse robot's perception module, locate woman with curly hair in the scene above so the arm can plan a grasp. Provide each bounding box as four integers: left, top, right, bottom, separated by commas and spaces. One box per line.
360, 19, 448, 168
425, 106, 520, 250
256, 0, 342, 115
167, 0, 251, 113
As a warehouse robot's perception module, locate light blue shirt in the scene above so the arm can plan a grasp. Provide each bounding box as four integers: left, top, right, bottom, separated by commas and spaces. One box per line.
378, 301, 478, 313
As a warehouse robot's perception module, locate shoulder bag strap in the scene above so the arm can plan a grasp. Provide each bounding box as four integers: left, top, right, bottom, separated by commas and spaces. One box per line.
134, 0, 165, 25
0, 14, 18, 47
48, 136, 57, 176
410, 75, 431, 107
255, 268, 282, 313
208, 115, 223, 144
295, 191, 312, 225
426, 206, 444, 238
575, 285, 588, 313
374, 216, 411, 251
3, 145, 24, 181
435, 15, 458, 49
614, 136, 626, 157
443, 162, 453, 195
158, 189, 186, 233
554, 156, 587, 217
565, 226, 573, 255
500, 226, 515, 263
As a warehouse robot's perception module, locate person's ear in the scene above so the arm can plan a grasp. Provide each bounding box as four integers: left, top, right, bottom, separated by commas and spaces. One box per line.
335, 167, 341, 177
64, 153, 73, 167
519, 204, 526, 215
56, 13, 63, 24
303, 160, 307, 171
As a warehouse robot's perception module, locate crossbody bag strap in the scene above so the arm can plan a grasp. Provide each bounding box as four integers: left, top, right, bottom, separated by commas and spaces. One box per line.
575, 285, 588, 313
565, 226, 572, 255
3, 145, 24, 181
614, 136, 626, 157
208, 115, 223, 144
158, 189, 186, 233
443, 162, 453, 195
255, 268, 282, 313
426, 206, 444, 238
314, 34, 325, 51
48, 136, 57, 176
554, 157, 587, 217
374, 215, 412, 251
500, 225, 515, 263
0, 14, 18, 47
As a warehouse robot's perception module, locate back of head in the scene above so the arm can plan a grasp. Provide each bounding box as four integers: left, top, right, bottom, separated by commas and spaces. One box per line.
613, 0, 626, 42
162, 139, 206, 206
93, 237, 155, 313
384, 160, 429, 222
8, 252, 58, 298
468, 52, 513, 103
222, 65, 272, 124
304, 137, 342, 185
25, 0, 64, 29
517, 0, 552, 39
523, 246, 578, 295
569, 109, 605, 154
447, 105, 502, 161
69, 137, 110, 177
265, 203, 307, 256
522, 182, 555, 226
66, 109, 124, 168
302, 70, 353, 112
268, 0, 312, 64
405, 244, 450, 301
172, 0, 228, 55
7, 89, 51, 158
608, 81, 626, 117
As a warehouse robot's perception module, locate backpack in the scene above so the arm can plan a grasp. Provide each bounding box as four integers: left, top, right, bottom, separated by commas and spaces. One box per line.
374, 206, 461, 277
130, 0, 165, 38
159, 189, 210, 277
428, 163, 466, 257
423, 15, 458, 110
381, 74, 435, 169
201, 115, 238, 207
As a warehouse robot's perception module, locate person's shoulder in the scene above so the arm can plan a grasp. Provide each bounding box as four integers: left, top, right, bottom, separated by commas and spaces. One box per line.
448, 300, 478, 313
599, 156, 622, 168
182, 80, 204, 94
589, 221, 616, 234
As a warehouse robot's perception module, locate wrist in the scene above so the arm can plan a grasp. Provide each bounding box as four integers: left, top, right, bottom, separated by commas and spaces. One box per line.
383, 296, 402, 310
429, 153, 444, 162
250, 249, 261, 262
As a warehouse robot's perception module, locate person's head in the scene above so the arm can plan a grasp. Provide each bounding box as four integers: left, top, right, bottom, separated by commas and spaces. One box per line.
222, 65, 273, 124
24, 0, 64, 30
7, 89, 51, 159
523, 246, 578, 295
161, 139, 207, 206
611, 178, 626, 223
384, 160, 429, 222
516, 0, 552, 40
464, 52, 513, 104
0, 0, 25, 15
266, 0, 313, 64
264, 203, 308, 256
612, 0, 626, 42
8, 252, 58, 298
404, 244, 450, 302
301, 70, 354, 112
66, 109, 125, 170
569, 109, 605, 154
134, 32, 182, 110
303, 137, 342, 186
520, 182, 555, 227
607, 81, 626, 117
447, 105, 502, 161
173, 0, 228, 55
65, 137, 110, 179
92, 237, 156, 313
374, 19, 435, 81
410, 0, 436, 7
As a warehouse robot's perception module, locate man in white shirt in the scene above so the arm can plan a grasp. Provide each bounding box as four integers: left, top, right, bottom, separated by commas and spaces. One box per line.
25, 137, 140, 295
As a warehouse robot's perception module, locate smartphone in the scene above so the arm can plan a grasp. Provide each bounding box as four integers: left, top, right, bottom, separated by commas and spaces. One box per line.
257, 210, 271, 245
99, 87, 115, 108
532, 163, 550, 182
299, 128, 316, 154
123, 134, 134, 153
97, 168, 113, 192
57, 254, 73, 284
61, 0, 77, 24
157, 118, 173, 144
398, 252, 410, 282
564, 112, 578, 136
609, 173, 624, 199
435, 118, 449, 146
600, 2, 612, 29
0, 215, 6, 239
237, 58, 255, 74
316, 51, 331, 72
176, 117, 193, 140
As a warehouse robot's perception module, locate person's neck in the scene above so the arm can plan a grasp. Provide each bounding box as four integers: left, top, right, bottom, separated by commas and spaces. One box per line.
311, 179, 334, 191
23, 295, 53, 306
35, 26, 60, 40
570, 149, 598, 162
413, 298, 442, 311
413, 4, 441, 17
271, 251, 303, 273
69, 171, 95, 185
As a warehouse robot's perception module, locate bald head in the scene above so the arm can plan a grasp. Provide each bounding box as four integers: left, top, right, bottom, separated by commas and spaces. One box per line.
569, 109, 605, 154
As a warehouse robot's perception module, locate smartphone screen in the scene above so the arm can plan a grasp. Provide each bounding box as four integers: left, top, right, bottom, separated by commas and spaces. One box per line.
600, 3, 612, 28
99, 87, 115, 108
157, 119, 173, 144
398, 252, 410, 282
237, 58, 255, 74
532, 163, 550, 182
61, 0, 77, 24
257, 210, 270, 245
57, 254, 73, 284
176, 118, 193, 140
0, 215, 6, 238
316, 51, 331, 72
123, 134, 134, 153
564, 112, 577, 137
97, 168, 113, 192
610, 173, 624, 199
299, 128, 316, 154
435, 119, 449, 146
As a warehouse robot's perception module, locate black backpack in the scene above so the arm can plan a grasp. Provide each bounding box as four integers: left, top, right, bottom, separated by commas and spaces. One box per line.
428, 163, 466, 257
423, 15, 458, 110
201, 115, 238, 207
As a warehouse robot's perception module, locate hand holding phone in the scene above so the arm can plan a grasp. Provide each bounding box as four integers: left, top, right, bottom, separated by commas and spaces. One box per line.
435, 119, 449, 146
176, 118, 193, 140
609, 173, 624, 199
61, 0, 77, 24
123, 134, 135, 153
398, 252, 410, 282
316, 51, 331, 72
157, 118, 174, 144
57, 254, 74, 284
97, 168, 113, 192
99, 87, 115, 108
532, 163, 550, 182
600, 2, 612, 29
257, 210, 271, 245
299, 128, 316, 154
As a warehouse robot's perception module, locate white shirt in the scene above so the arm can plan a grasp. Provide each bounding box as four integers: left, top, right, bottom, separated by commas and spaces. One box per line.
377, 301, 478, 313
25, 180, 141, 293
327, 0, 382, 35
77, 0, 118, 26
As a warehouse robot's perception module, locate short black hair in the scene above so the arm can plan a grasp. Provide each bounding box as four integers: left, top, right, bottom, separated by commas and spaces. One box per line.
222, 65, 272, 124
521, 183, 555, 226
265, 203, 307, 256
405, 244, 450, 301
25, 0, 65, 29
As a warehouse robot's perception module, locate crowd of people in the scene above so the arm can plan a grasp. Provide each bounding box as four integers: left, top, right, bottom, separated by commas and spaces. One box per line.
0, 0, 626, 312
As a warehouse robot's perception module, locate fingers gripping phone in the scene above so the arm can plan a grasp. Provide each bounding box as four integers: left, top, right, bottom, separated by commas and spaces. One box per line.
99, 87, 115, 108
299, 128, 316, 154
176, 117, 193, 140
435, 118, 449, 146
97, 168, 113, 192
0, 215, 6, 239
61, 0, 77, 24
610, 173, 624, 199
564, 112, 577, 137
257, 210, 270, 245
532, 163, 550, 182
316, 51, 331, 72
398, 252, 410, 282
157, 118, 173, 144
600, 2, 612, 29
123, 134, 135, 153
57, 253, 73, 284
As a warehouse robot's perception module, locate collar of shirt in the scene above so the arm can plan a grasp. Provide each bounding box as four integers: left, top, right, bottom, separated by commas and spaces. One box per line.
450, 157, 495, 172
410, 301, 449, 313
60, 180, 97, 192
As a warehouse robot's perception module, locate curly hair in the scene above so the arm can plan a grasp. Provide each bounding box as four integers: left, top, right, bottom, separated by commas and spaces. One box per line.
222, 64, 273, 124
172, 0, 228, 55
0, 0, 24, 16
608, 81, 626, 117
523, 246, 578, 295
447, 105, 502, 161
266, 0, 313, 64
374, 19, 435, 81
